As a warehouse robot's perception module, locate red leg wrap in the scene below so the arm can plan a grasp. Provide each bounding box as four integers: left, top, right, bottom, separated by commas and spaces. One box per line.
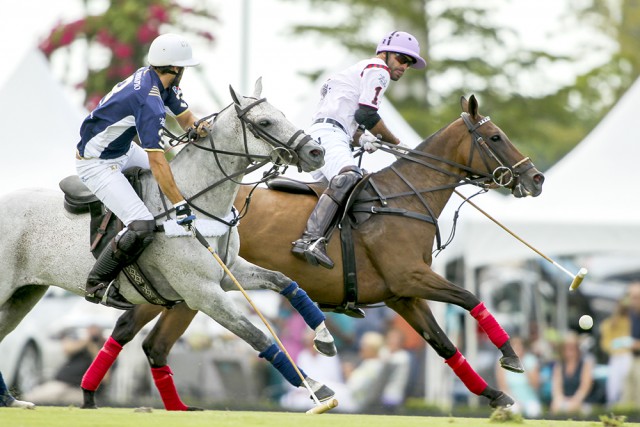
470, 302, 509, 348
151, 365, 188, 411
81, 336, 123, 391
445, 350, 487, 395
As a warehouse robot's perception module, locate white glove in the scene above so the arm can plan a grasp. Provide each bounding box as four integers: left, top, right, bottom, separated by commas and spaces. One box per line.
358, 131, 379, 153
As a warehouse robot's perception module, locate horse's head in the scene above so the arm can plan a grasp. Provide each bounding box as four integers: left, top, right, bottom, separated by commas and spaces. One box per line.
227, 78, 325, 173
457, 95, 544, 197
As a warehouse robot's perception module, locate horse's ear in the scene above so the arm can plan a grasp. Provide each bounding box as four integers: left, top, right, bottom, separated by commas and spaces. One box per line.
468, 95, 479, 119
229, 85, 241, 105
253, 77, 263, 98
460, 96, 468, 112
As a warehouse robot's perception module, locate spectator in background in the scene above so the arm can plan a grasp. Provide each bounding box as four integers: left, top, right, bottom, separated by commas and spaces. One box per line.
0, 371, 34, 408
24, 325, 105, 405
379, 327, 411, 410
620, 282, 640, 408
391, 313, 426, 399
343, 331, 387, 411
551, 331, 594, 415
495, 336, 542, 418
599, 297, 633, 407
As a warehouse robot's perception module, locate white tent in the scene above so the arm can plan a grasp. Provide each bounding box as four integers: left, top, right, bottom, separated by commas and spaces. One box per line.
0, 49, 85, 195
437, 77, 640, 270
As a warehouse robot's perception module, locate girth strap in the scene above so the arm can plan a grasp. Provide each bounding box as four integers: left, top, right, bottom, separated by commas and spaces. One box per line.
339, 216, 358, 313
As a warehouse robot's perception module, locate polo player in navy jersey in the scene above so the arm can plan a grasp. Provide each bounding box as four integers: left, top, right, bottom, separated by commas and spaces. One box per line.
76, 33, 209, 310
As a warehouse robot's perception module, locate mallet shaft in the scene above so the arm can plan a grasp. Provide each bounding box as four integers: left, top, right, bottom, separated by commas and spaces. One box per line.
454, 190, 587, 290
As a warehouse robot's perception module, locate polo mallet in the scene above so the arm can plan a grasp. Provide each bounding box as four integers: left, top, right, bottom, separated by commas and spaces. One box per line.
454, 190, 588, 291
193, 229, 338, 414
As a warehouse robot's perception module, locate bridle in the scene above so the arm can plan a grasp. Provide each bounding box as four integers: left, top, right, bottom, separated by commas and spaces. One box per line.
156, 97, 315, 225
354, 112, 537, 252
459, 112, 534, 188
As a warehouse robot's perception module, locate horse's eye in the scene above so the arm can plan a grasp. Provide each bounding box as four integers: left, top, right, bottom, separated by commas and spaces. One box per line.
490, 135, 501, 142
258, 120, 270, 127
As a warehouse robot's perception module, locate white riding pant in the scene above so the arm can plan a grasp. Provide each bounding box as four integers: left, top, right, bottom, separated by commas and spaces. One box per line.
76, 143, 153, 226
308, 123, 357, 181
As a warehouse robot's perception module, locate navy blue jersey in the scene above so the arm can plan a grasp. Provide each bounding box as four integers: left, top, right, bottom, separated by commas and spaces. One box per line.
77, 66, 189, 159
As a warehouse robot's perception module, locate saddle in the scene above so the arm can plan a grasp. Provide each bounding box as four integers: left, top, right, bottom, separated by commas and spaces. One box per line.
266, 176, 374, 317
59, 170, 179, 307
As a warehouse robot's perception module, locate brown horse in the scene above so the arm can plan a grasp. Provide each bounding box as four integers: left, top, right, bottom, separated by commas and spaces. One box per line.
82, 95, 544, 410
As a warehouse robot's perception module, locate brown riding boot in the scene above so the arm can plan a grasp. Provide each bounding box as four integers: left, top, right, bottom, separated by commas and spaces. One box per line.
291, 166, 362, 269
291, 194, 340, 269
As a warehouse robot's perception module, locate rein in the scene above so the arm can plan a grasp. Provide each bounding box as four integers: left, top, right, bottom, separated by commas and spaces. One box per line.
154, 98, 308, 224
358, 113, 532, 252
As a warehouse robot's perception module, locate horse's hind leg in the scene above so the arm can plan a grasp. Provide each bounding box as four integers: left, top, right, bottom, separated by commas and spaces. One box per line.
386, 297, 514, 408
81, 304, 164, 409
393, 266, 523, 373
0, 285, 48, 342
140, 304, 199, 411
224, 256, 336, 356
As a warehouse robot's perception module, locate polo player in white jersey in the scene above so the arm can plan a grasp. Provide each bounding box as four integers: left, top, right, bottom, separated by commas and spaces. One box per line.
292, 30, 426, 270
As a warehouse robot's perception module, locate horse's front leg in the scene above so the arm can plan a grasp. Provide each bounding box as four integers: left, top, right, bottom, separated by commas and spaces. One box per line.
81, 304, 164, 409
386, 263, 523, 373
187, 283, 335, 403
385, 297, 514, 408
222, 256, 336, 357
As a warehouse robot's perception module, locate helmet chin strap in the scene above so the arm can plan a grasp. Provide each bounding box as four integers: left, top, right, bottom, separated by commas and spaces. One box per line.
170, 67, 185, 88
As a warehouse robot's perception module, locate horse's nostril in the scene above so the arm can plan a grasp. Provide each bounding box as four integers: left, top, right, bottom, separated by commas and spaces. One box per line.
310, 149, 323, 158
533, 173, 545, 185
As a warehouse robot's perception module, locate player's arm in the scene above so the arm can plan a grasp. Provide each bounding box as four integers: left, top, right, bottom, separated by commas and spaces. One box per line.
147, 150, 183, 204
355, 105, 401, 145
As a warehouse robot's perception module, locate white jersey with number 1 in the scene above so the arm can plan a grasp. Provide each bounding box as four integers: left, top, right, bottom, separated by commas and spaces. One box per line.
311, 58, 391, 137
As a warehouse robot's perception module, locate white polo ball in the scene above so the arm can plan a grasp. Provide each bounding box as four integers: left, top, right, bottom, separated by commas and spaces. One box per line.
579, 315, 593, 330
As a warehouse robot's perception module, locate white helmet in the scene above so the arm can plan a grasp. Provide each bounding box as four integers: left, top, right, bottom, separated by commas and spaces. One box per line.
148, 33, 200, 67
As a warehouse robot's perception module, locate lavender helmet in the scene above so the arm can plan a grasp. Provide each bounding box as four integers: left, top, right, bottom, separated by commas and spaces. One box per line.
376, 31, 426, 69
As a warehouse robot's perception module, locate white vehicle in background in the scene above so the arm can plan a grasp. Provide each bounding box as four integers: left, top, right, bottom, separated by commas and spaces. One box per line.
0, 288, 139, 397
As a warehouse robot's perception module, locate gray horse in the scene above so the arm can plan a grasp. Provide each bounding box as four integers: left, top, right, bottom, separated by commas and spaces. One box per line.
0, 79, 337, 407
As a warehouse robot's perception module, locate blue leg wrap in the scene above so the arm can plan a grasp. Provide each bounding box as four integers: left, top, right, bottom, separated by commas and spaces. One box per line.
0, 372, 14, 406
259, 343, 305, 387
280, 282, 325, 329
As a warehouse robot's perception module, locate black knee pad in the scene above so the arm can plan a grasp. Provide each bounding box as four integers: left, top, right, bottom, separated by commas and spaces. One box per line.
114, 220, 156, 260
327, 166, 362, 202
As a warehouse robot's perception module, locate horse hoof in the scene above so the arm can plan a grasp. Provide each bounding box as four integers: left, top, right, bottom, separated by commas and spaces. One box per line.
500, 356, 524, 373
310, 384, 335, 402
313, 339, 337, 357
81, 388, 97, 409
186, 406, 204, 411
489, 392, 515, 409
9, 399, 36, 409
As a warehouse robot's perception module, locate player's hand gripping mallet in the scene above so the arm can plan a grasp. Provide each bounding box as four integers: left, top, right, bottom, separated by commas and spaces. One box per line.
454, 190, 588, 290
193, 229, 338, 414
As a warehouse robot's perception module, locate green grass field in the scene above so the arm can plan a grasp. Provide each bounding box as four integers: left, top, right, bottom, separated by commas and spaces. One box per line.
1, 407, 636, 427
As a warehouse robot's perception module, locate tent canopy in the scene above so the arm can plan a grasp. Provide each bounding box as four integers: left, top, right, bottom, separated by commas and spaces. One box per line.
438, 77, 640, 269
0, 50, 85, 195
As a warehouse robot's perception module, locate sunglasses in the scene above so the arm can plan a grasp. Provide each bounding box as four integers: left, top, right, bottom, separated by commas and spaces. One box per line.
393, 52, 416, 66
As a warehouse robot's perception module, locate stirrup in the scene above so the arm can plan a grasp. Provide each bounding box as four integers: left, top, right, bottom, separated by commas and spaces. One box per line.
305, 238, 334, 269
85, 280, 134, 310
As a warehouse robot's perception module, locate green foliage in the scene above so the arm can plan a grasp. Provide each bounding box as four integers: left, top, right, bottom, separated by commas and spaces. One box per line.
599, 413, 627, 427
280, 0, 640, 169
488, 407, 524, 423
39, 0, 217, 110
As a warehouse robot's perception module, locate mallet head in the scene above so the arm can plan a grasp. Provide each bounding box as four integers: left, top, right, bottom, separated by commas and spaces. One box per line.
306, 398, 338, 414
569, 268, 588, 291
